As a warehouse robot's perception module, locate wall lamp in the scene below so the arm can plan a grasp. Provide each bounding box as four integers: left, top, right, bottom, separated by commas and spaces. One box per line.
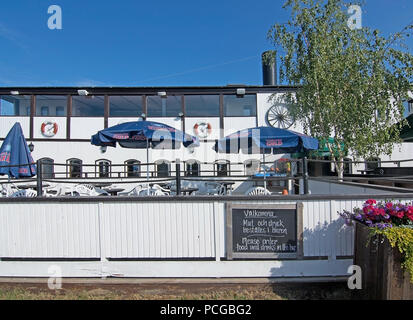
100, 146, 107, 153
178, 112, 184, 118
141, 113, 147, 120
10, 91, 19, 95
28, 142, 34, 152
236, 88, 246, 97
77, 89, 89, 96
157, 91, 167, 98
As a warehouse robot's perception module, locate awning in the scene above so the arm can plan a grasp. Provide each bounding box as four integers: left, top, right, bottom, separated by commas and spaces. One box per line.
291, 137, 346, 158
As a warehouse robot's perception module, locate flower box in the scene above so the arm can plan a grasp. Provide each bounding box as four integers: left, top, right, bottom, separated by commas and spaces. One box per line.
353, 221, 413, 300
339, 199, 413, 300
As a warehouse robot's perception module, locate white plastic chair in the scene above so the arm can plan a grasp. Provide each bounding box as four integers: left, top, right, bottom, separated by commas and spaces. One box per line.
118, 184, 145, 196
43, 183, 70, 197
137, 187, 169, 196
71, 184, 109, 196
245, 186, 271, 196
206, 182, 226, 195
1, 183, 18, 197
10, 189, 38, 198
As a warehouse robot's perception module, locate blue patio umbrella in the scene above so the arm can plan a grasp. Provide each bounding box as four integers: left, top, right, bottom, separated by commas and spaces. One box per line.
91, 120, 200, 187
0, 122, 36, 179
213, 126, 319, 189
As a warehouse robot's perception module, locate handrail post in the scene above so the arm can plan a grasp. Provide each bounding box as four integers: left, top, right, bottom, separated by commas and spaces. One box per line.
303, 157, 309, 195
36, 159, 43, 197
176, 158, 181, 196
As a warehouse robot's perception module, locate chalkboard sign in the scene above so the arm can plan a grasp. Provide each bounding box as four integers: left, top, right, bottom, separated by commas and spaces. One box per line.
226, 203, 303, 259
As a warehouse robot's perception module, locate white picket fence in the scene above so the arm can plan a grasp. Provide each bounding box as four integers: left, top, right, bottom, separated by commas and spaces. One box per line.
0, 195, 409, 278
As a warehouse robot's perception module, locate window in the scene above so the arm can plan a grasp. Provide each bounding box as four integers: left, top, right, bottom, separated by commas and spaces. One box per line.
35, 96, 67, 116
409, 101, 413, 114
155, 159, 171, 177
40, 158, 54, 179
185, 95, 220, 117
95, 159, 111, 178
67, 158, 82, 178
214, 160, 230, 177
109, 96, 143, 117
365, 157, 381, 172
56, 106, 65, 116
147, 95, 181, 117
72, 95, 105, 117
185, 159, 201, 177
125, 159, 141, 177
224, 95, 257, 117
41, 106, 49, 116
0, 95, 31, 116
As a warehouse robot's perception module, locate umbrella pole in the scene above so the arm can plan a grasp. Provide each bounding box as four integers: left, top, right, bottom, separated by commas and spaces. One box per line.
146, 139, 150, 195
263, 153, 267, 190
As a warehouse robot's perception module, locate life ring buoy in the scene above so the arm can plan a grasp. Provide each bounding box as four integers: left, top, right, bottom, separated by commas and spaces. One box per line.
193, 122, 212, 138
41, 121, 58, 137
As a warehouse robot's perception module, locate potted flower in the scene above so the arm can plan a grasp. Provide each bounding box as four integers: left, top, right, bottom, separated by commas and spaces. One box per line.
339, 199, 413, 300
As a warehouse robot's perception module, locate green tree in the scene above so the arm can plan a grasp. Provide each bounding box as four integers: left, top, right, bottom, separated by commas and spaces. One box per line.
267, 0, 413, 179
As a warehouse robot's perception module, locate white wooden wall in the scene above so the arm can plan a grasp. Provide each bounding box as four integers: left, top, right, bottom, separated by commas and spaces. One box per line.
0, 197, 401, 278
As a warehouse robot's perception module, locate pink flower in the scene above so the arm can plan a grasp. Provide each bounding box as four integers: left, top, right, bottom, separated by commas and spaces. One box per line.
365, 199, 377, 205
386, 202, 393, 209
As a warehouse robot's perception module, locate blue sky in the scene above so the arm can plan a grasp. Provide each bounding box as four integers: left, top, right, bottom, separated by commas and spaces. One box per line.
0, 0, 412, 87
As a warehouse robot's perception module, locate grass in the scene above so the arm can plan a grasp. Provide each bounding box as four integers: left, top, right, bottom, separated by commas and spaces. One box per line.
0, 282, 352, 300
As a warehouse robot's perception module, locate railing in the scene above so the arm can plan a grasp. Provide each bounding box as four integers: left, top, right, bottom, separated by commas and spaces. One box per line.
0, 158, 305, 197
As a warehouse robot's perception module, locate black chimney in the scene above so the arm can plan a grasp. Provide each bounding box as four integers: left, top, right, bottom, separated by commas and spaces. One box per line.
262, 50, 277, 85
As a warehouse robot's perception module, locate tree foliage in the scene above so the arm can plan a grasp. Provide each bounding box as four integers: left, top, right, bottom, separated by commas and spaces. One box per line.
267, 0, 413, 177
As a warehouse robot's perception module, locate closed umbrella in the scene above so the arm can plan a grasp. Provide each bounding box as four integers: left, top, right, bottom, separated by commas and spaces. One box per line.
0, 122, 36, 179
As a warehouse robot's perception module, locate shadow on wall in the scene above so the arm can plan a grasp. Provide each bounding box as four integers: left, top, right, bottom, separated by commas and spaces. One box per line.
268, 217, 353, 294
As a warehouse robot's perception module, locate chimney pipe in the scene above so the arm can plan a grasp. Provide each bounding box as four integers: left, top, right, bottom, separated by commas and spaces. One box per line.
262, 51, 277, 85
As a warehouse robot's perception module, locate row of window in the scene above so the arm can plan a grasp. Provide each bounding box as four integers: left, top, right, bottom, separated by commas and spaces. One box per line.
40, 157, 380, 178
39, 158, 238, 178
0, 94, 257, 118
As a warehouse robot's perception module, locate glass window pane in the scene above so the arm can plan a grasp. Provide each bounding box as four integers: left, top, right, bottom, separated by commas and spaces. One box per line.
41, 106, 49, 116
35, 96, 67, 116
68, 159, 82, 178
125, 160, 141, 177
97, 160, 111, 178
185, 95, 219, 117
0, 95, 31, 116
224, 95, 256, 117
72, 96, 105, 117
40, 158, 54, 179
109, 96, 143, 117
147, 96, 181, 117
56, 106, 65, 116
186, 161, 200, 177
156, 161, 170, 177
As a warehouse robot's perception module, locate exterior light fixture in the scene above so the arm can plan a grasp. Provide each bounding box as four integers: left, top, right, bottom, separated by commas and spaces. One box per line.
28, 142, 34, 152
77, 89, 89, 96
100, 146, 107, 153
178, 112, 184, 118
141, 113, 147, 120
236, 88, 246, 97
10, 91, 19, 95
157, 91, 167, 98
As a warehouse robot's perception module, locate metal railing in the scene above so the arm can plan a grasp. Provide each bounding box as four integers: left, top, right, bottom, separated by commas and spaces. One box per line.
0, 158, 305, 197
